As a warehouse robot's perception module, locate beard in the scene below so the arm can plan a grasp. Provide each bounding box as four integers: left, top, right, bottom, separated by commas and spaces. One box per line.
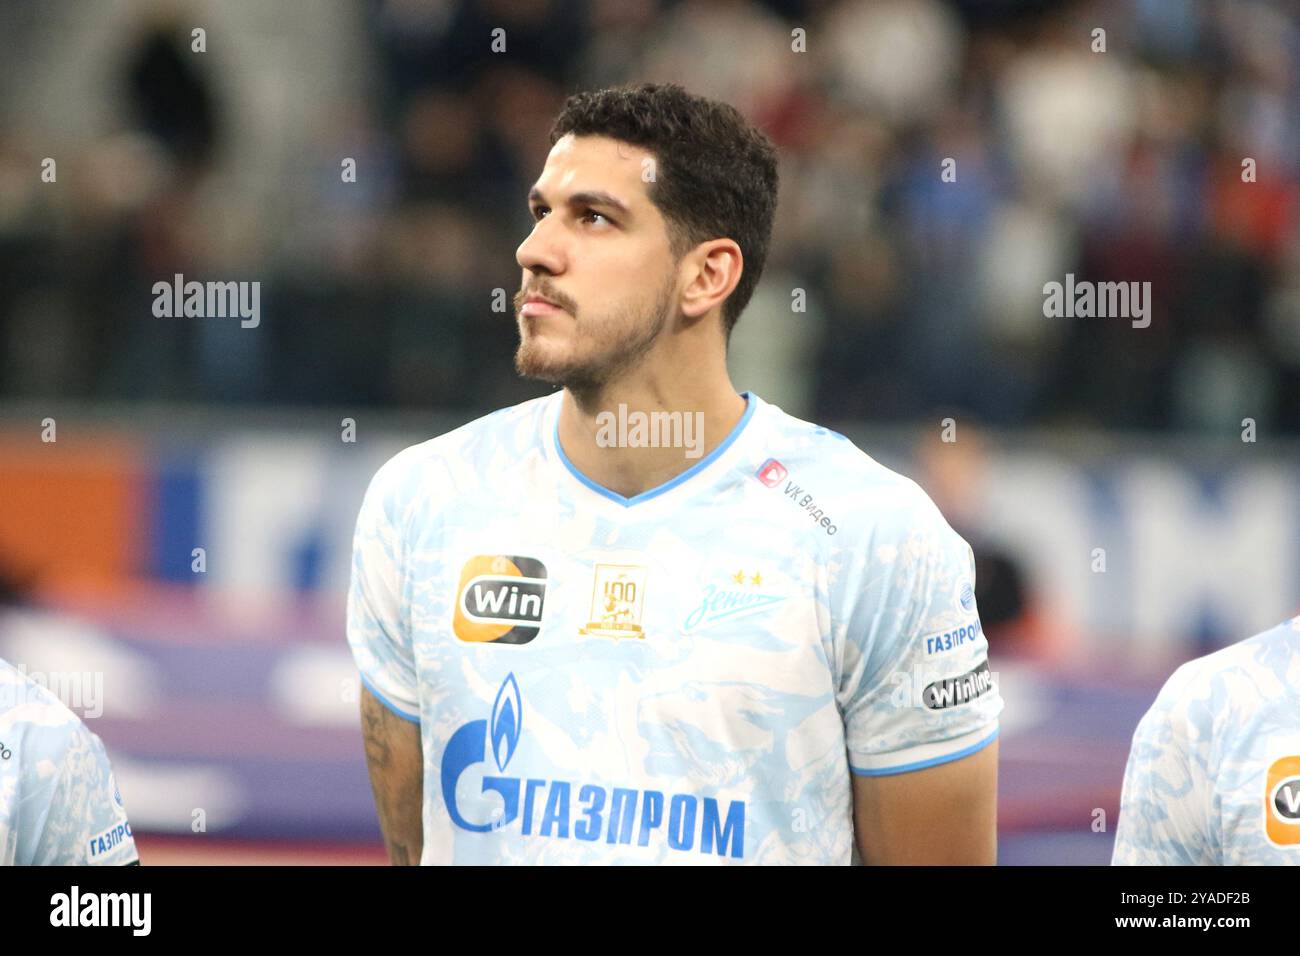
514, 273, 675, 400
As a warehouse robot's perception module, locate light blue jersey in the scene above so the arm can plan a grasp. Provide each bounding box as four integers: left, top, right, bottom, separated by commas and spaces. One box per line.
347, 391, 1001, 864
0, 657, 137, 865
1113, 616, 1300, 865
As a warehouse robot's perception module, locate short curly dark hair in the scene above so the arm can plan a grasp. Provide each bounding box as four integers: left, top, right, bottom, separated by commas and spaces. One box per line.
548, 83, 780, 339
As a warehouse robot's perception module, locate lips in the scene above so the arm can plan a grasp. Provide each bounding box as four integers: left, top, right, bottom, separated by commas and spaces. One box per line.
521, 297, 565, 317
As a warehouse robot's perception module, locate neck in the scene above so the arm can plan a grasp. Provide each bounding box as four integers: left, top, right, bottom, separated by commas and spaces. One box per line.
556, 365, 747, 500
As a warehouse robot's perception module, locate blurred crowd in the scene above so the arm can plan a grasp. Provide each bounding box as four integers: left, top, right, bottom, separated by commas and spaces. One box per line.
0, 0, 1298, 432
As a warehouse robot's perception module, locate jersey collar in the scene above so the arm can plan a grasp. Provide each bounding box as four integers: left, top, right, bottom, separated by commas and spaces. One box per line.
550, 392, 758, 508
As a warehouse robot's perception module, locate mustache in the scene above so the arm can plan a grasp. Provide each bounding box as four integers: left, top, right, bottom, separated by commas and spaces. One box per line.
515, 288, 573, 313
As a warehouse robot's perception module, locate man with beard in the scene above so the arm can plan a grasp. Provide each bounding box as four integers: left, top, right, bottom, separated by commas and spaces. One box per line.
347, 83, 1001, 865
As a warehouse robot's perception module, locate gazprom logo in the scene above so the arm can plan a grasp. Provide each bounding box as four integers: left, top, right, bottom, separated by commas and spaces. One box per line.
959, 583, 975, 612
490, 674, 522, 772
439, 674, 746, 857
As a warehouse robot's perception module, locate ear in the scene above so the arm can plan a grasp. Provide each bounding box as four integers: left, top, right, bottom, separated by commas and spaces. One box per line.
680, 238, 742, 322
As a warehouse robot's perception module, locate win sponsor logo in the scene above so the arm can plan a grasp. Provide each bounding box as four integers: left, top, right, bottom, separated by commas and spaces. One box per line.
1266, 756, 1300, 846
440, 674, 746, 859
454, 555, 548, 645
922, 661, 995, 710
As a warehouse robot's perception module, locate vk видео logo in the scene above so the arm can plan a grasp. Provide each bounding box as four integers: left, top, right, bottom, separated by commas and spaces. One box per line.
440, 674, 746, 858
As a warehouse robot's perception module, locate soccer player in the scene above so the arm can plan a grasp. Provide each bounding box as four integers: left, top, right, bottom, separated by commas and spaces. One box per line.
347, 83, 1002, 864
0, 656, 139, 865
1112, 615, 1300, 865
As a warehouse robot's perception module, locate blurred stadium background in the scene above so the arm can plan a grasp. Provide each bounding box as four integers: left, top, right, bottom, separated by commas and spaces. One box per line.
1, 0, 1298, 864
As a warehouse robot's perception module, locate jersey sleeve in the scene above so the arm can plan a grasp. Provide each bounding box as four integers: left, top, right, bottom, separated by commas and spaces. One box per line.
836, 485, 1002, 776
1111, 664, 1217, 865
346, 451, 421, 722
31, 722, 138, 865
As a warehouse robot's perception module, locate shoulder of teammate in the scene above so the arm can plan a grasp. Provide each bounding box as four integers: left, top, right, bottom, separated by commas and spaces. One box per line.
1108, 623, 1293, 865
0, 658, 138, 865
1134, 614, 1298, 740
1112, 653, 1220, 864
1232, 614, 1300, 694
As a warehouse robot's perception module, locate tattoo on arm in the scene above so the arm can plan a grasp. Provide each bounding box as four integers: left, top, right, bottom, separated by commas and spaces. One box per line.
360, 686, 423, 865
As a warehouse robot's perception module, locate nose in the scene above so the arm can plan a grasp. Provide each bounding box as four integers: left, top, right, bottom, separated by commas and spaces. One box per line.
516, 216, 565, 278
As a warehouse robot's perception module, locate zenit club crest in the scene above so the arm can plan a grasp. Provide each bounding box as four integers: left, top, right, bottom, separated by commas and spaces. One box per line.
454, 555, 548, 644
1265, 755, 1300, 847
580, 564, 648, 640
681, 568, 785, 634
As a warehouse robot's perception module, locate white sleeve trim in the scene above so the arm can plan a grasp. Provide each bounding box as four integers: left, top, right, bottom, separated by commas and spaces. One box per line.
849, 724, 999, 776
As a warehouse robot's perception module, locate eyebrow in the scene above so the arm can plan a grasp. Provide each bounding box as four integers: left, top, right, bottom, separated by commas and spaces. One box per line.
528, 187, 631, 216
